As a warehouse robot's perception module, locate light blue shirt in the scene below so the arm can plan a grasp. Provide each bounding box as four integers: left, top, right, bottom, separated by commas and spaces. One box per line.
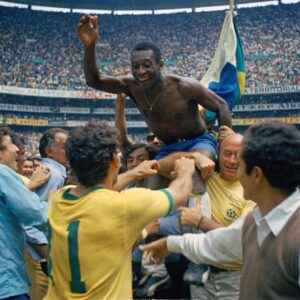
0, 164, 48, 299
25, 158, 66, 260
35, 158, 66, 202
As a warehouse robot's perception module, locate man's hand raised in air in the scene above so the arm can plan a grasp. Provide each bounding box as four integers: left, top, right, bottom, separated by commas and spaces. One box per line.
77, 15, 99, 47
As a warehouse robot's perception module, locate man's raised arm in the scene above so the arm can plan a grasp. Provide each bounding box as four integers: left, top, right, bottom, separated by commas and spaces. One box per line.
77, 15, 130, 94
114, 93, 134, 152
165, 157, 195, 209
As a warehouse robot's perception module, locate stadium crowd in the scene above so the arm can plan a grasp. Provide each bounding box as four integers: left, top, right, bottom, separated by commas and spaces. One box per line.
0, 3, 299, 91
1, 4, 300, 299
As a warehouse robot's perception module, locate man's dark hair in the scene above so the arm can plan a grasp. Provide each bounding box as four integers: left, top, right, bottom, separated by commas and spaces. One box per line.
39, 128, 68, 158
8, 129, 25, 151
132, 41, 161, 63
125, 143, 157, 163
25, 156, 34, 163
241, 121, 300, 191
0, 126, 9, 150
66, 121, 119, 187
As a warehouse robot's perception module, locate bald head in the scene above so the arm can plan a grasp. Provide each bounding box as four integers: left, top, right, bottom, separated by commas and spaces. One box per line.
220, 133, 243, 152
219, 133, 243, 182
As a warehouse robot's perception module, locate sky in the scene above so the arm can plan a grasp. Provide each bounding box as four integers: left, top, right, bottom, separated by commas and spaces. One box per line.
0, 0, 299, 14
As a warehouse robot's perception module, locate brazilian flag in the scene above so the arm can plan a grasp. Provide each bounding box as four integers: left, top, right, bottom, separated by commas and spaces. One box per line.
201, 11, 245, 124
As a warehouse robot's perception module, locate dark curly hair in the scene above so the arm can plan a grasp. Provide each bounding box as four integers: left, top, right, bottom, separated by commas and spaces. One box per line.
132, 41, 162, 63
241, 121, 300, 191
66, 121, 119, 187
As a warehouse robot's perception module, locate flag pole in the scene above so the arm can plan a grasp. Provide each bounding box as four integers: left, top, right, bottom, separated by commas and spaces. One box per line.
230, 0, 234, 12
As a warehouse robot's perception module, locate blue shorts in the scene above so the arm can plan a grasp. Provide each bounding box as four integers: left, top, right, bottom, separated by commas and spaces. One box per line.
155, 131, 217, 160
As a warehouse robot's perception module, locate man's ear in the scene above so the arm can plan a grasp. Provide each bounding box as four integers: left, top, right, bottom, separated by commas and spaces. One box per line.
253, 166, 264, 184
111, 152, 122, 169
45, 146, 52, 158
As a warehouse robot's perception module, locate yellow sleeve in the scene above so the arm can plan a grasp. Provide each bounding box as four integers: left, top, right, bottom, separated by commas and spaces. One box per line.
19, 174, 30, 186
121, 188, 173, 246
241, 200, 256, 215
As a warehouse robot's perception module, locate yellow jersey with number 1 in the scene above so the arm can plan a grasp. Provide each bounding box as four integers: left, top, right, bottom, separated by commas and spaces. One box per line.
44, 186, 173, 300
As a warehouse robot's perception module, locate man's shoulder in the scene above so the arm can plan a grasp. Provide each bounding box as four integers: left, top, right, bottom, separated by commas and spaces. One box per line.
166, 74, 190, 86
0, 164, 21, 181
167, 74, 199, 83
168, 75, 203, 95
42, 158, 66, 175
121, 187, 166, 199
0, 164, 11, 174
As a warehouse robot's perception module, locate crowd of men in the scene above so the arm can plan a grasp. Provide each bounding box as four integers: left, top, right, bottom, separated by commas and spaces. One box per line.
1, 3, 300, 300
1, 119, 300, 300
1, 3, 299, 90
1, 37, 300, 298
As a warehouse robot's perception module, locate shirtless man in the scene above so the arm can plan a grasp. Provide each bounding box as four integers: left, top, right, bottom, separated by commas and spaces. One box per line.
77, 15, 232, 187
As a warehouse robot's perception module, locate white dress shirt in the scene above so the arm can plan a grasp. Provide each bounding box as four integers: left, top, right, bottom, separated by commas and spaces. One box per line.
167, 188, 300, 287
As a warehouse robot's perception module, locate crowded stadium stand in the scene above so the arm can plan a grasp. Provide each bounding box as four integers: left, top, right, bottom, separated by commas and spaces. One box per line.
1, 2, 300, 139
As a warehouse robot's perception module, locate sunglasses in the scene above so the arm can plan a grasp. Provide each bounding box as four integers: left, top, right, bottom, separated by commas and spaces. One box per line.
146, 134, 156, 143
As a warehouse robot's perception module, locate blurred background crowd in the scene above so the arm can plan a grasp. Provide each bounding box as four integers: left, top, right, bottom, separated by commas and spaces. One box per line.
1, 3, 299, 91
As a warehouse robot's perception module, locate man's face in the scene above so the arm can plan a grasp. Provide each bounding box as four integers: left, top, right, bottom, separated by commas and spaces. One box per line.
237, 155, 255, 201
131, 50, 162, 89
33, 158, 41, 170
47, 132, 68, 166
0, 135, 19, 171
22, 160, 34, 178
17, 145, 26, 173
219, 134, 243, 182
146, 133, 163, 148
127, 147, 149, 170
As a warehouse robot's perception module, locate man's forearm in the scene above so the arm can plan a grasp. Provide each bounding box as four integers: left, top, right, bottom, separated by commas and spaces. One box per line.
216, 101, 232, 128
84, 45, 100, 87
115, 95, 133, 152
113, 170, 137, 191
167, 172, 193, 209
198, 217, 225, 232
158, 152, 197, 178
28, 242, 48, 260
167, 218, 243, 265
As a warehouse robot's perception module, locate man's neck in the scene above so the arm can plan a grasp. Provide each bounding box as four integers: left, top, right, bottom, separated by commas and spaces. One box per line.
144, 76, 164, 94
257, 187, 293, 216
70, 180, 111, 197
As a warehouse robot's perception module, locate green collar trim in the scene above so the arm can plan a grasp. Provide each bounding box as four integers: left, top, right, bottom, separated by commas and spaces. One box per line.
62, 186, 104, 201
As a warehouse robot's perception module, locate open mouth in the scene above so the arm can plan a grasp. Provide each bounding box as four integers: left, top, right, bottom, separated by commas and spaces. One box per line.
226, 167, 237, 173
138, 78, 150, 83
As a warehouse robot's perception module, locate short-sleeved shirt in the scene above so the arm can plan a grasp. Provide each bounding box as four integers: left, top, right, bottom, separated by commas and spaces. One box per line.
45, 186, 173, 300
206, 172, 256, 270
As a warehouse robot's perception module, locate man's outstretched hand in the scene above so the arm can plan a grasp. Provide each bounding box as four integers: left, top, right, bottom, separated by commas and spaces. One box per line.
133, 160, 160, 180
139, 237, 169, 264
77, 15, 99, 47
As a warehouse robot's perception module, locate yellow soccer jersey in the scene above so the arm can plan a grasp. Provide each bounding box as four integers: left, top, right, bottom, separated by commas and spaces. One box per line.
45, 186, 173, 300
19, 174, 30, 186
206, 172, 255, 270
